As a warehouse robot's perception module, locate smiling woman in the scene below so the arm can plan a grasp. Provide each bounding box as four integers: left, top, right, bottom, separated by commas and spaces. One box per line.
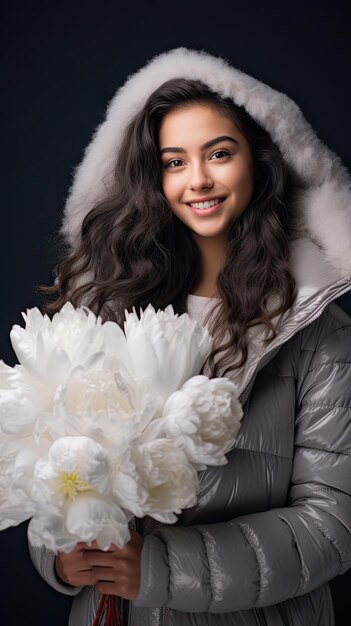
40, 76, 294, 376
30, 48, 351, 626
159, 105, 254, 261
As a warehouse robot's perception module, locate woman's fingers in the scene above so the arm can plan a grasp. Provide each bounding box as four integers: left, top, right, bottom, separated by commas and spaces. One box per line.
94, 569, 140, 599
89, 566, 116, 581
63, 570, 98, 587
55, 545, 97, 586
84, 551, 124, 567
83, 534, 143, 600
54, 532, 143, 596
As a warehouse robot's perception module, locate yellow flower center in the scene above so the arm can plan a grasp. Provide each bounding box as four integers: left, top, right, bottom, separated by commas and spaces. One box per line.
58, 471, 94, 500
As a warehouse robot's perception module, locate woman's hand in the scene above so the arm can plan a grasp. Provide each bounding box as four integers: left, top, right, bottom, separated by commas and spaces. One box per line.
54, 542, 98, 587
54, 531, 143, 597
83, 530, 143, 600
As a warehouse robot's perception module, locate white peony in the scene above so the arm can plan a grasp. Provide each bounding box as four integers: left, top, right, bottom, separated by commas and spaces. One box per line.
123, 305, 211, 401
132, 439, 199, 522
3, 304, 132, 440
33, 436, 111, 495
0, 441, 34, 529
0, 437, 50, 528
0, 363, 50, 438
32, 367, 143, 446
28, 495, 130, 553
1, 303, 211, 443
163, 375, 243, 470
28, 436, 129, 552
0, 301, 243, 550
111, 448, 149, 517
10, 304, 116, 384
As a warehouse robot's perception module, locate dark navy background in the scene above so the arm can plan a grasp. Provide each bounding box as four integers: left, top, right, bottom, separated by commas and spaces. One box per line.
1, 1, 350, 624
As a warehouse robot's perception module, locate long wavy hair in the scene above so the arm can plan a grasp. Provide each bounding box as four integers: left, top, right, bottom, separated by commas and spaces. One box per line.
39, 78, 297, 376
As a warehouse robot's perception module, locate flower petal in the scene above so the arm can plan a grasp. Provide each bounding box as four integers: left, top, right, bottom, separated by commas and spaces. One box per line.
163, 375, 243, 468
66, 493, 130, 550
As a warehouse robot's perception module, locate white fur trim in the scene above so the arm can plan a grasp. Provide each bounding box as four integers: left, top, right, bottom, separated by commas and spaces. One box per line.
61, 47, 351, 279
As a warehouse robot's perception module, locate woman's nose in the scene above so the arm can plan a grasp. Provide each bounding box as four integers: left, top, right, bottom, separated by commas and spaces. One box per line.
187, 163, 213, 190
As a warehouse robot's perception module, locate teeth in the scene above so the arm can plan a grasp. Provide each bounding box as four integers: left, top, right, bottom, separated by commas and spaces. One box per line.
189, 198, 223, 209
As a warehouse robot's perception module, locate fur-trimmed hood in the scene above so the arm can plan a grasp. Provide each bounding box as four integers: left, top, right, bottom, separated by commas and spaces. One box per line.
62, 47, 351, 273
60, 47, 351, 393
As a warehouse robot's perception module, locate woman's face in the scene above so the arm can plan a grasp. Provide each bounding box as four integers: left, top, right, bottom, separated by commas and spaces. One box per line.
159, 103, 254, 243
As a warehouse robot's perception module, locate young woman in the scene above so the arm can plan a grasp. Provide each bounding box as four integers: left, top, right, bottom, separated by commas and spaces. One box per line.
29, 47, 351, 625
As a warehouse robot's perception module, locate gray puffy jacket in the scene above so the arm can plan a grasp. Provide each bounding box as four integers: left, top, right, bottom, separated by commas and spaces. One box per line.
29, 48, 351, 625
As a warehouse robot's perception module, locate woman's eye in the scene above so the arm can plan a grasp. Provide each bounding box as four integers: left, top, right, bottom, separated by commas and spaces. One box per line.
164, 150, 230, 169
164, 159, 183, 169
211, 149, 230, 159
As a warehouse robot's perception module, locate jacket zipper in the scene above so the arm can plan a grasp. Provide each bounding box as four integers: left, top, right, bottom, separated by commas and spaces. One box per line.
156, 607, 168, 626
238, 281, 351, 404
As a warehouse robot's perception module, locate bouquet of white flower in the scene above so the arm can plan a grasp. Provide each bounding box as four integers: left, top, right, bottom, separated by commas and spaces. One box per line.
0, 302, 243, 553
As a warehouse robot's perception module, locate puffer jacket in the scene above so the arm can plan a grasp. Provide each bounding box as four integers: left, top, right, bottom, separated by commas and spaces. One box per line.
29, 48, 351, 625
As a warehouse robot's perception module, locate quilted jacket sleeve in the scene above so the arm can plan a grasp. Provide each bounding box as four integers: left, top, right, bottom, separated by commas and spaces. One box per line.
28, 542, 83, 596
134, 307, 351, 612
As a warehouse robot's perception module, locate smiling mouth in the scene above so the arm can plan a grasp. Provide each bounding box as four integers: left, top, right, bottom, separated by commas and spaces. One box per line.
186, 197, 226, 216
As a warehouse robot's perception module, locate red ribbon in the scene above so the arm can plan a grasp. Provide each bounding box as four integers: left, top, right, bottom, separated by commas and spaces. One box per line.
92, 594, 125, 626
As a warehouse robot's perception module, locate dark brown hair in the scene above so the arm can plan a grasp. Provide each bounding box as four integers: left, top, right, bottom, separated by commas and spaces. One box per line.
39, 78, 297, 376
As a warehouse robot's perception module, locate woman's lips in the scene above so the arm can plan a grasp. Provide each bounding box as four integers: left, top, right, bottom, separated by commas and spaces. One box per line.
186, 198, 225, 216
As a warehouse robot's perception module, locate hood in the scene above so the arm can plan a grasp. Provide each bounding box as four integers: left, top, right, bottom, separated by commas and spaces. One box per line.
60, 47, 351, 395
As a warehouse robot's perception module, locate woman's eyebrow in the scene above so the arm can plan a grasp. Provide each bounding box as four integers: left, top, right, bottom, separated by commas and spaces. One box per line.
160, 135, 239, 155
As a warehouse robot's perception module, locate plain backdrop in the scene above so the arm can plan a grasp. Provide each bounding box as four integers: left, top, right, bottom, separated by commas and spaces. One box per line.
1, 1, 350, 624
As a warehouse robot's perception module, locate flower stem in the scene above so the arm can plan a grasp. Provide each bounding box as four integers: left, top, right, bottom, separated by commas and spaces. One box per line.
92, 594, 125, 626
